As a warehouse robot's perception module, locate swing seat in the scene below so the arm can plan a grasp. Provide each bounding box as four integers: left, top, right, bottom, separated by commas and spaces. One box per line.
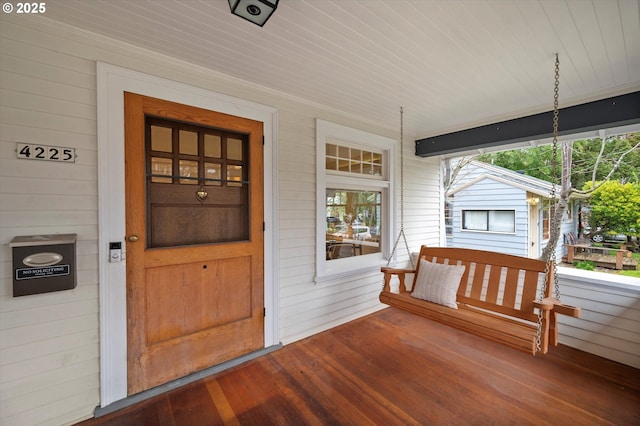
380, 246, 580, 355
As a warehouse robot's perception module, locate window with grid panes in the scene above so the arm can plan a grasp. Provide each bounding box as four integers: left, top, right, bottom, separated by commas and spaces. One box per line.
316, 120, 394, 281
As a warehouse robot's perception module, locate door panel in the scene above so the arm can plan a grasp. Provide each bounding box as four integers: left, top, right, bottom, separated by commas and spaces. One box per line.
144, 256, 252, 344
124, 93, 264, 394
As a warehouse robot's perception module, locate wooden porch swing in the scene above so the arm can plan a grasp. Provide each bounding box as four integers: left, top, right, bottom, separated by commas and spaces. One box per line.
380, 55, 580, 355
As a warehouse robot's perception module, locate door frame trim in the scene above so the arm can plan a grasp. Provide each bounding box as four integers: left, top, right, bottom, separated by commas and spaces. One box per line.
97, 63, 279, 406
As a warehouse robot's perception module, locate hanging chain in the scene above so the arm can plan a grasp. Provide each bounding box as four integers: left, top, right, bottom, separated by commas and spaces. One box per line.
399, 106, 405, 233
536, 53, 561, 353
551, 53, 561, 300
385, 107, 414, 270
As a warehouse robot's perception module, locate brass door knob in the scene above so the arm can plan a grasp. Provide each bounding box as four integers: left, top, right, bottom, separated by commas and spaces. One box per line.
128, 235, 139, 242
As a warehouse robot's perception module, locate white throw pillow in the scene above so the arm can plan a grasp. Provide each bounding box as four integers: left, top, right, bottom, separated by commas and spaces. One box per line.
410, 259, 466, 309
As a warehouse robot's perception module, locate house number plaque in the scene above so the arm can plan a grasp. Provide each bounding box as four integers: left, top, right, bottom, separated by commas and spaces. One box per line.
16, 143, 76, 163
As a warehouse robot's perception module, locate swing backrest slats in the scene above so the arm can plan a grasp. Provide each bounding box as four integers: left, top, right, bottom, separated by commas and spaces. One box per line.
413, 246, 547, 323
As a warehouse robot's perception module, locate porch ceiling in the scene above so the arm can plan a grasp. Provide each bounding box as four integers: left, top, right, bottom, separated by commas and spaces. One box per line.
41, 0, 640, 141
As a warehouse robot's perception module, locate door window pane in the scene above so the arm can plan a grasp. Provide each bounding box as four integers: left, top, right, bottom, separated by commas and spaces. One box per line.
151, 126, 172, 153
227, 165, 243, 187
228, 138, 243, 161
204, 134, 221, 158
179, 160, 198, 184
179, 130, 198, 155
205, 162, 222, 186
151, 157, 172, 183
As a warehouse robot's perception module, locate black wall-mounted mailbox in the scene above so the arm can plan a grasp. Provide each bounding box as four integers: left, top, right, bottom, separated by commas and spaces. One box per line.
10, 234, 77, 297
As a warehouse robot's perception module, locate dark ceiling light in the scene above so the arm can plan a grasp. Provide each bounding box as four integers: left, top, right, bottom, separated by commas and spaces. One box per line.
228, 0, 279, 27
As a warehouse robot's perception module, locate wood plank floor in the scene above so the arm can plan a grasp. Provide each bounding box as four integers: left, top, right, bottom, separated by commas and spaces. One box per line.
77, 307, 640, 425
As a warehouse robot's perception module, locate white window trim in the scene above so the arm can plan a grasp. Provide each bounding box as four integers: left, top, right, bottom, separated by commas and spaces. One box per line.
315, 120, 395, 282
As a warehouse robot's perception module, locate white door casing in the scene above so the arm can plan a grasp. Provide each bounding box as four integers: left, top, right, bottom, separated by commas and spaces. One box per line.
97, 63, 279, 406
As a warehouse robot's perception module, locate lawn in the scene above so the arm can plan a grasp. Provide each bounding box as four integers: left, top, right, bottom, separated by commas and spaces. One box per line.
618, 252, 640, 278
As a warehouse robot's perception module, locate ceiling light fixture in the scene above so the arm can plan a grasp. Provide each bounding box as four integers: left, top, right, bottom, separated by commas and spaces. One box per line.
228, 0, 279, 27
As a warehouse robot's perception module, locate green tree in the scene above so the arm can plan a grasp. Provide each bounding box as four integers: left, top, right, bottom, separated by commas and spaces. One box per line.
572, 133, 640, 189
477, 133, 640, 187
584, 180, 640, 239
477, 145, 557, 181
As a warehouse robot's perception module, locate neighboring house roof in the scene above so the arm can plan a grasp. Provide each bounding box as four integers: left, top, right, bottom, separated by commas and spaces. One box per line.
447, 160, 588, 199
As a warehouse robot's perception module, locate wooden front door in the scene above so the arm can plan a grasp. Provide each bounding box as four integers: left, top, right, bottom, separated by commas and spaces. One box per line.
124, 93, 264, 394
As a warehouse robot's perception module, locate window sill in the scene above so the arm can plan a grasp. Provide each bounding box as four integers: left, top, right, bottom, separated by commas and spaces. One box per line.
315, 256, 386, 285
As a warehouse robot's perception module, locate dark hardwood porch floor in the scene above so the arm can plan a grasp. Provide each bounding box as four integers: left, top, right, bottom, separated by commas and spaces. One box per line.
78, 307, 640, 425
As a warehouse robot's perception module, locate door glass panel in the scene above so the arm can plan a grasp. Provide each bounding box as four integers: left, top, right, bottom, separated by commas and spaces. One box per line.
204, 134, 221, 158
227, 165, 243, 187
179, 130, 198, 155
151, 157, 172, 183
146, 117, 251, 248
205, 162, 222, 186
179, 160, 198, 184
151, 126, 172, 153
228, 138, 243, 161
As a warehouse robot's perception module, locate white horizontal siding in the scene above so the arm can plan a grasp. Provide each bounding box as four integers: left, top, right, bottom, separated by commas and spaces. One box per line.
0, 15, 102, 426
399, 152, 441, 255
557, 268, 640, 369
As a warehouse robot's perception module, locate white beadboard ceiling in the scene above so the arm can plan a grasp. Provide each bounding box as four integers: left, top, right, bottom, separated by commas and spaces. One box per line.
42, 0, 640, 140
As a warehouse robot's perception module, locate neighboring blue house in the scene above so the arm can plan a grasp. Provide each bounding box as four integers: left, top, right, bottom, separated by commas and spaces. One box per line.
446, 160, 584, 261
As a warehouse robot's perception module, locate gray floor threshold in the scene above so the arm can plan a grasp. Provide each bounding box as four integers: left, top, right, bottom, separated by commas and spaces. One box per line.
94, 344, 283, 418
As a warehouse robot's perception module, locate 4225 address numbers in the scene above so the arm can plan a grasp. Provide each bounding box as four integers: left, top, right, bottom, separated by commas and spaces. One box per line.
16, 143, 76, 163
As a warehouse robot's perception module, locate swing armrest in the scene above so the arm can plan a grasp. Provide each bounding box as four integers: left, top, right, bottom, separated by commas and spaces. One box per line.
554, 304, 581, 317
532, 298, 555, 311
380, 267, 415, 293
532, 297, 581, 350
533, 297, 581, 318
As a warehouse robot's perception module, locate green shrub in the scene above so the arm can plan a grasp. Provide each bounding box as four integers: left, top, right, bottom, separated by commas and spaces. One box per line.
575, 260, 596, 271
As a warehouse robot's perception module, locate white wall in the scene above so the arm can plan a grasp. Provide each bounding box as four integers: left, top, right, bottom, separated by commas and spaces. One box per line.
557, 268, 640, 369
0, 15, 441, 425
1, 16, 101, 426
